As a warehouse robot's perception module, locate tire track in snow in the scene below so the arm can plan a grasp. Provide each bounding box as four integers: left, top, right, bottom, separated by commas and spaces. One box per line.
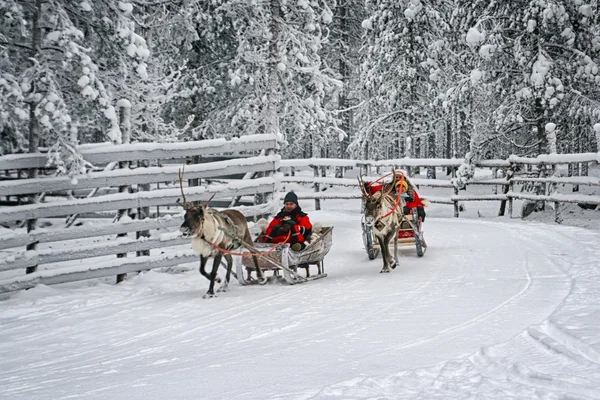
365, 222, 568, 356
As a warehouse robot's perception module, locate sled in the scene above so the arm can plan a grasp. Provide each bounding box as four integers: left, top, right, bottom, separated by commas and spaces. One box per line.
236, 226, 333, 285
362, 207, 426, 259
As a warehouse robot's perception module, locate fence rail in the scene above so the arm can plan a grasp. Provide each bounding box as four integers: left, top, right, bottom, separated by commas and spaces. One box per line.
0, 135, 277, 170
281, 154, 600, 218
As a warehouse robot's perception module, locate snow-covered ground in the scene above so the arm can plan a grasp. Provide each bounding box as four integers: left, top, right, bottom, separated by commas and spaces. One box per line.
1, 195, 600, 399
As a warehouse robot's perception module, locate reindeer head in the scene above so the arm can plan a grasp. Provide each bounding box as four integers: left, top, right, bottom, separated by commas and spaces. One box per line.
358, 169, 398, 220
178, 166, 215, 238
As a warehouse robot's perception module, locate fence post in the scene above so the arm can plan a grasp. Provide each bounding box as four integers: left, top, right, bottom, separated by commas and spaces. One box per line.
116, 100, 131, 284
313, 166, 321, 210
498, 165, 514, 217
554, 201, 562, 224
453, 186, 459, 218
508, 178, 514, 218
136, 160, 151, 257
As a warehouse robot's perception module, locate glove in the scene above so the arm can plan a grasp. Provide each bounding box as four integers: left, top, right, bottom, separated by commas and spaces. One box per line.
284, 219, 297, 226
401, 193, 412, 201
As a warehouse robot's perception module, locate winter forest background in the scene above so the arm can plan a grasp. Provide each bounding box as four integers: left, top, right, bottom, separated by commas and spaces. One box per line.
1, 0, 599, 176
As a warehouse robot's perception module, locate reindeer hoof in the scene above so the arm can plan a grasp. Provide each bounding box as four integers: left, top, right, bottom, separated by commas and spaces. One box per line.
202, 292, 217, 299
380, 268, 391, 273
390, 262, 397, 270
216, 286, 228, 293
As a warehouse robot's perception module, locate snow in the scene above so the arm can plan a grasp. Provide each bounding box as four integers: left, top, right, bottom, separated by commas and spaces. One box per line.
579, 4, 593, 17
530, 55, 551, 88
466, 27, 484, 46
470, 68, 483, 84
1, 197, 600, 399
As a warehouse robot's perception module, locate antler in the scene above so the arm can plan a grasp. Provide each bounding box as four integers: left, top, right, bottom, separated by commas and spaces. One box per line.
382, 168, 397, 197
204, 192, 216, 207
178, 165, 190, 209
357, 175, 370, 198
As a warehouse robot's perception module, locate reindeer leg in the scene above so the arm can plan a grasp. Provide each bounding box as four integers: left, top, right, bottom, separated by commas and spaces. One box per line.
200, 256, 220, 284
217, 254, 233, 293
199, 256, 210, 280
242, 230, 266, 284
387, 230, 397, 270
204, 254, 222, 299
377, 236, 391, 273
252, 254, 267, 284
392, 228, 399, 270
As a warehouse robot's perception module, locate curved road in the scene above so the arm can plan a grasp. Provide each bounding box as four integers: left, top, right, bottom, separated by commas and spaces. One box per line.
0, 210, 598, 399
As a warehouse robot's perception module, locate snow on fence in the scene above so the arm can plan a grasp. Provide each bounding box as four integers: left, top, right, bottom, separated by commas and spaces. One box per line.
0, 135, 280, 293
280, 153, 600, 221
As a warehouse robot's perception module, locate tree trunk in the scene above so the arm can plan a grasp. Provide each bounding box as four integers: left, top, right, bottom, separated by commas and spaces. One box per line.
427, 131, 436, 179
116, 104, 132, 284
535, 98, 547, 156
266, 0, 283, 137
337, 2, 350, 160
25, 0, 43, 275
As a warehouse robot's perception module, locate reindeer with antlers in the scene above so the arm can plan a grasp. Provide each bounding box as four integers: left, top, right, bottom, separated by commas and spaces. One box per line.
177, 167, 265, 298
358, 171, 404, 273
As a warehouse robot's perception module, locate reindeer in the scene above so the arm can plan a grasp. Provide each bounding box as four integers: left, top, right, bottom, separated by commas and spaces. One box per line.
177, 167, 265, 298
359, 172, 404, 273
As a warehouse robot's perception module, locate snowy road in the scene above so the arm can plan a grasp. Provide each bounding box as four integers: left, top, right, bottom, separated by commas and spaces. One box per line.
1, 210, 599, 399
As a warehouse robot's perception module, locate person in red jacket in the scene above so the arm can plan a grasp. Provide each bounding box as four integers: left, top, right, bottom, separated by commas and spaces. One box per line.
395, 175, 426, 223
263, 191, 313, 251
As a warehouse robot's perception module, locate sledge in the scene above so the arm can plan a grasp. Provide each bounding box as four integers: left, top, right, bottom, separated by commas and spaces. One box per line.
362, 207, 426, 260
235, 226, 333, 285
359, 172, 427, 260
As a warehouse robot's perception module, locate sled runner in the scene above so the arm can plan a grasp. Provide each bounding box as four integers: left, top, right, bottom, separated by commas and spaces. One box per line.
236, 226, 333, 285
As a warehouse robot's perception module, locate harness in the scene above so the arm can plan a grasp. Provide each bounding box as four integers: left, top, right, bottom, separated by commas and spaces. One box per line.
364, 178, 404, 232
200, 211, 291, 257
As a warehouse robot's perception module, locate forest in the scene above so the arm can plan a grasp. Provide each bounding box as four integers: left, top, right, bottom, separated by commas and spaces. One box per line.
1, 0, 599, 176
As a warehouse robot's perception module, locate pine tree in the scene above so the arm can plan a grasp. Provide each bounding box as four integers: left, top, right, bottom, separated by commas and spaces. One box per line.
356, 0, 451, 160
164, 0, 341, 159
0, 0, 149, 174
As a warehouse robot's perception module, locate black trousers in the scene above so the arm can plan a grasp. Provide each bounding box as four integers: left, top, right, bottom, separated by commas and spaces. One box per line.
403, 206, 426, 222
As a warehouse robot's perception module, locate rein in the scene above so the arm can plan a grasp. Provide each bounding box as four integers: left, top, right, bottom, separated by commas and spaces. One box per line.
379, 189, 403, 220
204, 230, 291, 257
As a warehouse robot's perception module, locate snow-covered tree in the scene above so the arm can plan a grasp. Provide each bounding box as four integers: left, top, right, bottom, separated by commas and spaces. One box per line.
355, 0, 452, 160
164, 0, 342, 159
467, 0, 600, 156
0, 0, 149, 174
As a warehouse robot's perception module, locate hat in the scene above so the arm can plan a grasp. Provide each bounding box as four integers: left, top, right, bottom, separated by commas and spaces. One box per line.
284, 191, 299, 205
396, 180, 408, 191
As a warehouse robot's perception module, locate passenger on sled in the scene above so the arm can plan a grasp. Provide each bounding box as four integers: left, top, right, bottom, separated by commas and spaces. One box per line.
262, 191, 313, 252
394, 173, 426, 223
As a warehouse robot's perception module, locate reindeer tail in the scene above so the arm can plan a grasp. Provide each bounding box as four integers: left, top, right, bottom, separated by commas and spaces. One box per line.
421, 198, 431, 208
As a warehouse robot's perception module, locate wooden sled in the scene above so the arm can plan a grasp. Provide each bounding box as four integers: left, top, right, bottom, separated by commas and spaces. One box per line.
236, 226, 334, 285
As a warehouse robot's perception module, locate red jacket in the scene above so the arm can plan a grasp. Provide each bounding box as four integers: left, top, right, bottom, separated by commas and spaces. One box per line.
405, 189, 424, 209
263, 207, 312, 244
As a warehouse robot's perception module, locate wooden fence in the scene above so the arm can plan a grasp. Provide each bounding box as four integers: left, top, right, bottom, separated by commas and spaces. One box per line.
0, 135, 280, 293
279, 153, 600, 222
1, 143, 598, 294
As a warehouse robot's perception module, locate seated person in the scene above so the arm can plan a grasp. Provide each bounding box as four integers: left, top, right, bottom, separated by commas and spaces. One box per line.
262, 191, 312, 251
395, 174, 426, 223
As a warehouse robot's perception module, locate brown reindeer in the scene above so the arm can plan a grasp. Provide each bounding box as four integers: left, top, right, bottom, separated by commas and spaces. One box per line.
178, 167, 265, 298
359, 171, 403, 273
